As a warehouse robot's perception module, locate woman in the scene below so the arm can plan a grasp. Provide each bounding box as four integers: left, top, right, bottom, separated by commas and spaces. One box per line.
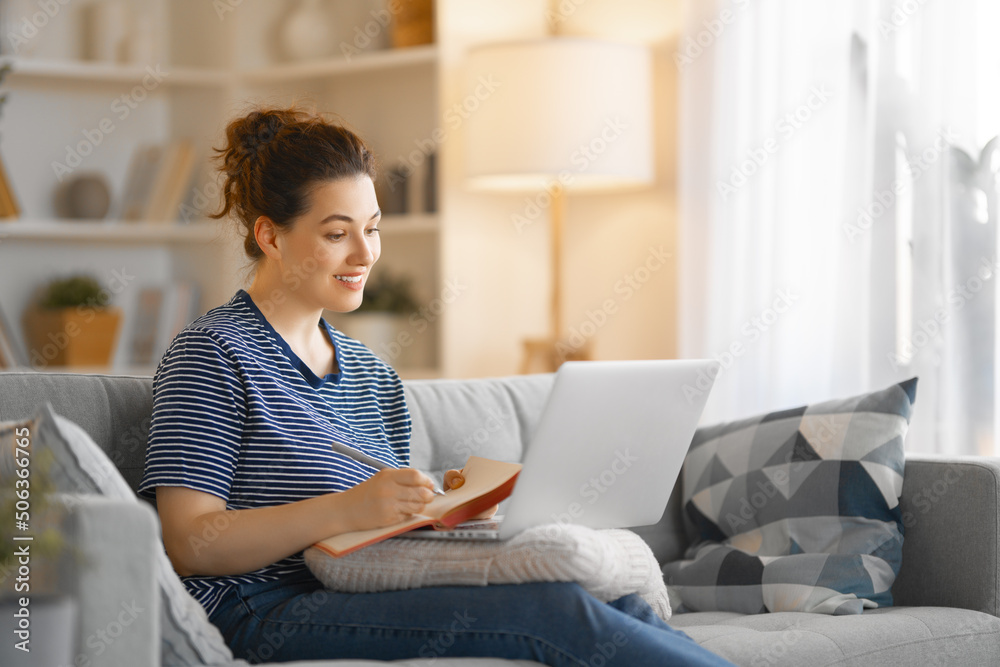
139, 105, 733, 666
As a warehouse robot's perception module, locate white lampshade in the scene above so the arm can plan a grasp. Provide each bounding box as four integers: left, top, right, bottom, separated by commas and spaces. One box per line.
464, 38, 653, 192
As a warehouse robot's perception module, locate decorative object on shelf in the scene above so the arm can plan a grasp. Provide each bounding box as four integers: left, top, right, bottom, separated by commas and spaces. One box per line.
424, 151, 437, 213
122, 14, 157, 65
335, 271, 420, 365
82, 1, 129, 63
279, 0, 336, 62
376, 164, 409, 215
0, 61, 19, 220
464, 38, 654, 373
392, 0, 434, 48
22, 275, 122, 368
53, 172, 111, 220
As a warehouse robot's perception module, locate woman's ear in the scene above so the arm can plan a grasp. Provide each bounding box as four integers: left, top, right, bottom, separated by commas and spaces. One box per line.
253, 216, 282, 261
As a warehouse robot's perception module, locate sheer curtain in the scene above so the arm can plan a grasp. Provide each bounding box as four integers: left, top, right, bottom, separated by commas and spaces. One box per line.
678, 0, 1000, 455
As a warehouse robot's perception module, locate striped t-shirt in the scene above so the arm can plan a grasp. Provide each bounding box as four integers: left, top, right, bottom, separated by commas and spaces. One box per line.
138, 289, 412, 617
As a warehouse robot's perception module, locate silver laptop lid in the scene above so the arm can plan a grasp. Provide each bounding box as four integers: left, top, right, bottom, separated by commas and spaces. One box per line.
499, 359, 718, 539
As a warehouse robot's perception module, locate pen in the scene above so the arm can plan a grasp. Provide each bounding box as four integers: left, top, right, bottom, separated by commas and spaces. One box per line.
330, 439, 448, 496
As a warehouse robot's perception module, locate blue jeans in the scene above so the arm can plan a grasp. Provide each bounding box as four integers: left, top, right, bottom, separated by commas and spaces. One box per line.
208, 568, 734, 666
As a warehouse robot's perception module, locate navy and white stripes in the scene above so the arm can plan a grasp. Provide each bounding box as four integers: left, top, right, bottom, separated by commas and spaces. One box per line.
138, 289, 411, 616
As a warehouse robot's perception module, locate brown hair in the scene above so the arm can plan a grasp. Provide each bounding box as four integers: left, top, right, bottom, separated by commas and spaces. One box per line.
209, 105, 377, 262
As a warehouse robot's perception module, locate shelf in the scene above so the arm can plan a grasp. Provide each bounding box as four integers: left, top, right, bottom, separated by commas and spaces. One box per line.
380, 214, 439, 235
239, 44, 438, 85
0, 219, 223, 243
1, 56, 230, 87
1, 47, 436, 88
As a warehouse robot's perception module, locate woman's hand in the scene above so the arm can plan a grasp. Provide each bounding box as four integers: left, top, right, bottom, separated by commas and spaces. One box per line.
346, 468, 436, 530
443, 468, 499, 520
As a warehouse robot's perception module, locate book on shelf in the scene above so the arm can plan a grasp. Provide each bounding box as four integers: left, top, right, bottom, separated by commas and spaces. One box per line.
311, 456, 522, 558
120, 140, 197, 223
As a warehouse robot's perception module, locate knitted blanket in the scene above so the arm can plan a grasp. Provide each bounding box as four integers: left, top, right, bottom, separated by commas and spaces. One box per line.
304, 524, 671, 621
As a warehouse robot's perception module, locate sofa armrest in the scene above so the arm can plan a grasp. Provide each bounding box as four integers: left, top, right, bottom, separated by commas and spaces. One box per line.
57, 494, 160, 667
892, 456, 1000, 616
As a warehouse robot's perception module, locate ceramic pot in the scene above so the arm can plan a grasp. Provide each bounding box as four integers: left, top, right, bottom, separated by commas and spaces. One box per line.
23, 307, 123, 368
280, 0, 335, 61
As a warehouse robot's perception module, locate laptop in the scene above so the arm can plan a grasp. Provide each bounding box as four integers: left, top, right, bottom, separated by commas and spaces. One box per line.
397, 359, 718, 541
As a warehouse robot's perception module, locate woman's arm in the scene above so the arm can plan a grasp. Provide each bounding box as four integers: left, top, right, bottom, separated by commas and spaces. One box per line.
157, 468, 436, 577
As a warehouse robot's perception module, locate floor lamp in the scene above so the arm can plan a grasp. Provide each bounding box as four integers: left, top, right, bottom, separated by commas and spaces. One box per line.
464, 37, 654, 373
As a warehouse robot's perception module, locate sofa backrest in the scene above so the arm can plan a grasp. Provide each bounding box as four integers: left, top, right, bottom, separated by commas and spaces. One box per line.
0, 370, 696, 566
0, 371, 155, 492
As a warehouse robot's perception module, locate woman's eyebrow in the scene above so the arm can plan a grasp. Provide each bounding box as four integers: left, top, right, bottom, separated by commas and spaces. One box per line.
319, 210, 382, 225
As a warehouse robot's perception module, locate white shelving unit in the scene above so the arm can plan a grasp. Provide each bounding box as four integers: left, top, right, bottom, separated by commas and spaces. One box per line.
0, 0, 441, 377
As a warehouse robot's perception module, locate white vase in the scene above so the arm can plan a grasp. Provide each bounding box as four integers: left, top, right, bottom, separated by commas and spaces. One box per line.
82, 1, 128, 62
279, 0, 336, 61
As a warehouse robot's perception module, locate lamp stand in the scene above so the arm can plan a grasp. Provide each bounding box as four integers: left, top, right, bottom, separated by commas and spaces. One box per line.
519, 184, 593, 374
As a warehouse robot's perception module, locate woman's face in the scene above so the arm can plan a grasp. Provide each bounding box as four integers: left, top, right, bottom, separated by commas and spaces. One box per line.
274, 175, 381, 313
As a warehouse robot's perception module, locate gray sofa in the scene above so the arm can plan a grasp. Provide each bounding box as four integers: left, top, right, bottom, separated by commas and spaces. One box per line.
1, 369, 999, 666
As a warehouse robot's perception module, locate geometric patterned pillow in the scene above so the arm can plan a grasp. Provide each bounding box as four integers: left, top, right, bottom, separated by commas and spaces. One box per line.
662, 378, 917, 615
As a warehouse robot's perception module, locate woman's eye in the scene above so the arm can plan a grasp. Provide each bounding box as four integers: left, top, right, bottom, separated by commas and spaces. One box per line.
327, 233, 346, 241
365, 228, 380, 236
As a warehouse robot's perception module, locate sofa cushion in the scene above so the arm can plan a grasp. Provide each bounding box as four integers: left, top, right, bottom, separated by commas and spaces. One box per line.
668, 606, 1000, 666
3, 403, 236, 666
663, 379, 917, 615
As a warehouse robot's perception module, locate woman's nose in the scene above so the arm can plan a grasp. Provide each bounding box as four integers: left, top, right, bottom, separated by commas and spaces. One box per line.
349, 234, 376, 265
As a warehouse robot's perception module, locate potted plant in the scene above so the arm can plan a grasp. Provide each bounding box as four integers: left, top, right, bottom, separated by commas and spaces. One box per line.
333, 271, 420, 365
22, 274, 123, 368
0, 440, 80, 663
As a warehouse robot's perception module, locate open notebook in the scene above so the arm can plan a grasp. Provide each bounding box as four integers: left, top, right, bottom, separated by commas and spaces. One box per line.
311, 456, 521, 558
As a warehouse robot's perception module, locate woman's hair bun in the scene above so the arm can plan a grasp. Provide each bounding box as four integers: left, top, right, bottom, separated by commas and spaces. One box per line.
209, 104, 377, 263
